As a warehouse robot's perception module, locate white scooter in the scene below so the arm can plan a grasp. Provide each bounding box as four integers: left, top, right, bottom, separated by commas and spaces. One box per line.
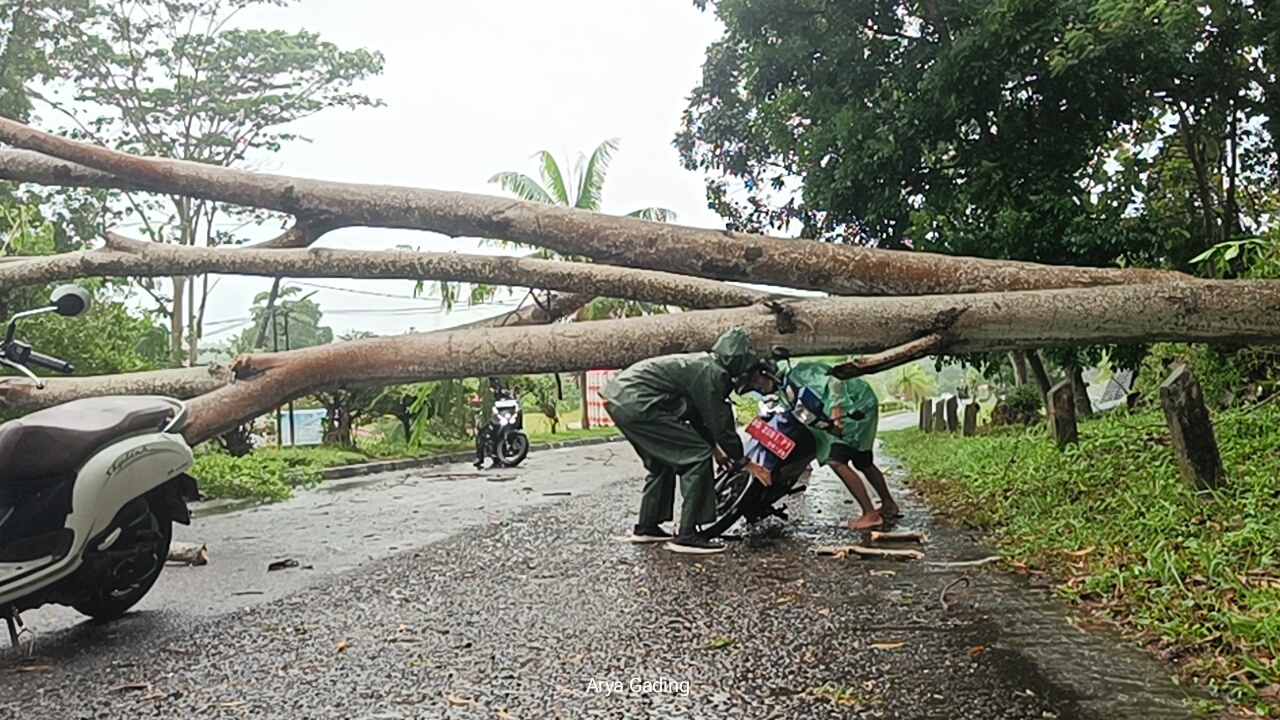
0, 286, 198, 646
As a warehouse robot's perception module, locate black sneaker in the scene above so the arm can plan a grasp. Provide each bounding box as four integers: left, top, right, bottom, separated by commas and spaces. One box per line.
630, 525, 672, 543
664, 535, 726, 555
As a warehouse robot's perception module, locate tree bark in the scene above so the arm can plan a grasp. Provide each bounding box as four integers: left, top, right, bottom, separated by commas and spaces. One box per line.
0, 233, 765, 311
1027, 351, 1052, 396
0, 365, 231, 411
0, 128, 1190, 296
172, 280, 1280, 445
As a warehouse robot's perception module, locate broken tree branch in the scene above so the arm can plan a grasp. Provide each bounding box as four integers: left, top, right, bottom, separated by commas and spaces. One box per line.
829, 333, 949, 379
0, 123, 1190, 295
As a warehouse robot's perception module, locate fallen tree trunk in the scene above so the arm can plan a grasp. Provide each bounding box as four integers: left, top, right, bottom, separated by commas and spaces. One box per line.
178, 280, 1280, 444
0, 292, 592, 411
0, 233, 766, 310
0, 125, 1189, 295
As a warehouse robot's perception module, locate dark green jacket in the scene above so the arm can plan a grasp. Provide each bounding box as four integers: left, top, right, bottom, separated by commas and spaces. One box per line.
600, 328, 759, 459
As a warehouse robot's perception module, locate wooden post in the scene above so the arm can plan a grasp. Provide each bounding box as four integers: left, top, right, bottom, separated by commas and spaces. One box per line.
1159, 365, 1225, 490
962, 402, 978, 437
1048, 379, 1078, 448
945, 396, 959, 433
933, 401, 946, 434
920, 399, 933, 432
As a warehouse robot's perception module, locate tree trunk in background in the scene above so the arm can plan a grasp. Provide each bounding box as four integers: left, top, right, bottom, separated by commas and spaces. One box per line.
1027, 351, 1052, 396
579, 371, 591, 430
1009, 351, 1029, 386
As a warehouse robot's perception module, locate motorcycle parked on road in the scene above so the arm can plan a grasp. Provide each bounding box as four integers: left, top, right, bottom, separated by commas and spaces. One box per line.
477, 392, 531, 468
0, 286, 199, 646
701, 347, 839, 539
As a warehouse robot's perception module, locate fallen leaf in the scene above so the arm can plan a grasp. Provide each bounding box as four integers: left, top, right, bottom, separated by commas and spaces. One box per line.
141, 691, 166, 702
497, 710, 516, 720
443, 692, 475, 707
335, 640, 349, 652
268, 558, 299, 572
868, 570, 897, 577
868, 642, 906, 651
1067, 547, 1096, 557
703, 636, 735, 650
107, 682, 151, 694
968, 645, 987, 656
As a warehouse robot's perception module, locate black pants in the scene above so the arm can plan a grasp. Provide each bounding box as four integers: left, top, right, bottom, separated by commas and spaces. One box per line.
475, 424, 493, 463
828, 443, 874, 470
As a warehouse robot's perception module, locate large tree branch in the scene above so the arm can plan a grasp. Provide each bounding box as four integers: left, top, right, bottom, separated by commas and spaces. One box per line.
0, 289, 591, 412
0, 233, 767, 309
0, 123, 1190, 295
172, 279, 1280, 444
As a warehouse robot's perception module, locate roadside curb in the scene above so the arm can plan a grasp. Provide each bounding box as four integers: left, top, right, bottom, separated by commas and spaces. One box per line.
318, 434, 624, 480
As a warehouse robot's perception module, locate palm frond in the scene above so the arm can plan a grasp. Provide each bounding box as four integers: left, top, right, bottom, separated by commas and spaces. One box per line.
534, 151, 571, 205
575, 138, 621, 211
627, 207, 678, 222
487, 171, 555, 204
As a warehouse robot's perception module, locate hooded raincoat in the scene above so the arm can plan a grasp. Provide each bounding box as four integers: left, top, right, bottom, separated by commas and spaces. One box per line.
600, 328, 760, 531
788, 361, 880, 464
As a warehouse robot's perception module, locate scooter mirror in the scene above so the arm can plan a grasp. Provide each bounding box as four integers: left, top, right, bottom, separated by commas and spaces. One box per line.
50, 285, 91, 318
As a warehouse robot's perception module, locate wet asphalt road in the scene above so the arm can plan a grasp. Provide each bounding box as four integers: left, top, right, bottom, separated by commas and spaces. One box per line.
1, 431, 1203, 719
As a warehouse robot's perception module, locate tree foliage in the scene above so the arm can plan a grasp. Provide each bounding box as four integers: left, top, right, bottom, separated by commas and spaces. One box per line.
26, 0, 384, 364
679, 0, 1279, 268
680, 0, 1280, 379
236, 285, 333, 352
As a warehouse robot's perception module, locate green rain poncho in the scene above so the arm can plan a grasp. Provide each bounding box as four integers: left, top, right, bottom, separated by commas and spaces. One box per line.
600, 328, 761, 530
788, 361, 880, 464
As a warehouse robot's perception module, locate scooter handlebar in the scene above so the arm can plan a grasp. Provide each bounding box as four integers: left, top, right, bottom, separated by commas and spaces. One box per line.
27, 350, 74, 373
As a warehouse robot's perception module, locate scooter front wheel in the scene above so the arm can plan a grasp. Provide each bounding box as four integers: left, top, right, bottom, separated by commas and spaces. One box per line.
495, 431, 530, 467
72, 508, 172, 622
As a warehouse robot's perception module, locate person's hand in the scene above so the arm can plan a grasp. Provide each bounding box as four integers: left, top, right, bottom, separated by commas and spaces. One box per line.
712, 446, 730, 467
743, 460, 772, 486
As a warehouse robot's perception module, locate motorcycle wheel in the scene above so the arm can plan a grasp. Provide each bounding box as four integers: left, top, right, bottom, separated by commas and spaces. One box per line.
495, 431, 530, 467
701, 469, 761, 540
71, 506, 172, 621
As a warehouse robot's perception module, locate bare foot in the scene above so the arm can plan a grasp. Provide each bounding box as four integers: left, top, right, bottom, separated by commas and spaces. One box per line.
848, 512, 884, 531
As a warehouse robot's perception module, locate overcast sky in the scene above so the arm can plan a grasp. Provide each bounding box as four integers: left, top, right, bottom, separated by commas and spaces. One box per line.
190, 0, 731, 344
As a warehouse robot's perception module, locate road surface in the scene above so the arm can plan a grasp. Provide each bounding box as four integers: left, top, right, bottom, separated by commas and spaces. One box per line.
1, 438, 1201, 719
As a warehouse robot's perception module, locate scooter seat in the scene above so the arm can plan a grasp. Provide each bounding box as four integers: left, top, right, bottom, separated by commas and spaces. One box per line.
0, 396, 182, 483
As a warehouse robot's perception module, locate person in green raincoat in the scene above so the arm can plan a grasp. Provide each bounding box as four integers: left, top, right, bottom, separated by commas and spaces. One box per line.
600, 328, 774, 555
789, 361, 902, 530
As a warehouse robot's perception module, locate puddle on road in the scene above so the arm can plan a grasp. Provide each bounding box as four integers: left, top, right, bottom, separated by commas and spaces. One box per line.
722, 452, 1207, 720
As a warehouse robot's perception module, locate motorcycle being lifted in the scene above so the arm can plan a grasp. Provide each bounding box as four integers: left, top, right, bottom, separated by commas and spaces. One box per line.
475, 388, 531, 469
701, 347, 844, 539
0, 286, 199, 647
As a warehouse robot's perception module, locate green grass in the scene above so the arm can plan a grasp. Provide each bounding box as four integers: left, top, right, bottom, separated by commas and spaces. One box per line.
194, 425, 619, 502
882, 406, 1280, 715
